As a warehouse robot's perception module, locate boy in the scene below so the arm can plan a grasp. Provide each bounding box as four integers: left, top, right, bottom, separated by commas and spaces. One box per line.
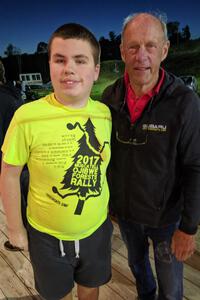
1, 23, 112, 300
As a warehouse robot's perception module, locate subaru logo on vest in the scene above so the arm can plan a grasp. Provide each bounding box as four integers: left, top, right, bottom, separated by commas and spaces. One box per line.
142, 124, 167, 132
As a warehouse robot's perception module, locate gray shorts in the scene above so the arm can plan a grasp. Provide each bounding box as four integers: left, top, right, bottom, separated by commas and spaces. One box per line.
27, 217, 113, 300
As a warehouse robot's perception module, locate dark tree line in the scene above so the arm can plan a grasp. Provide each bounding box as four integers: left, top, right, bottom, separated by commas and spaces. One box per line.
167, 23, 191, 46
99, 31, 121, 61
0, 42, 49, 83
99, 22, 192, 59
1, 52, 50, 83
0, 21, 194, 82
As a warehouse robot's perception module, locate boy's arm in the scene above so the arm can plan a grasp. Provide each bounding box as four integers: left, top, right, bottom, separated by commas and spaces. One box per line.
1, 159, 28, 250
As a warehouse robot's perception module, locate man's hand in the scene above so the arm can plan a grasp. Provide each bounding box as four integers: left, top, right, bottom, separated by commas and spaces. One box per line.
8, 226, 28, 251
171, 229, 195, 261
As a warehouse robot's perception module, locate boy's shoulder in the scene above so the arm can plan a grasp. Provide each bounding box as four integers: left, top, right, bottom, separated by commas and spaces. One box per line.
90, 98, 111, 115
16, 94, 52, 112
14, 94, 53, 121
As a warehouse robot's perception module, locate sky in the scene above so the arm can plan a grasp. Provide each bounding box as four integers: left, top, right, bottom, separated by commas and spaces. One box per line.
0, 0, 200, 57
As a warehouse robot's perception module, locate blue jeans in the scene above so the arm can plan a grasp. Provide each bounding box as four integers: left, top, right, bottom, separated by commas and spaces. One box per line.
118, 218, 183, 300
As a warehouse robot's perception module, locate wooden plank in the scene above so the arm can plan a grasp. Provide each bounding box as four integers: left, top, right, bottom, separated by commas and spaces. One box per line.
195, 229, 200, 252
99, 284, 124, 300
0, 288, 6, 299
0, 254, 32, 298
186, 251, 200, 272
107, 268, 137, 299
71, 283, 124, 300
0, 201, 41, 300
0, 197, 4, 212
112, 248, 134, 283
184, 263, 200, 289
183, 280, 200, 300
0, 233, 41, 298
0, 212, 41, 299
112, 233, 127, 258
0, 207, 6, 231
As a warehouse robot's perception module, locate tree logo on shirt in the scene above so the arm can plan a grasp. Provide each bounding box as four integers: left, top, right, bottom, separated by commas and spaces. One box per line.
52, 118, 109, 215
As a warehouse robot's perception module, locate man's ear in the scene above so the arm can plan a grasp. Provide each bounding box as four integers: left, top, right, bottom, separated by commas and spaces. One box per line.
161, 40, 170, 62
120, 44, 125, 63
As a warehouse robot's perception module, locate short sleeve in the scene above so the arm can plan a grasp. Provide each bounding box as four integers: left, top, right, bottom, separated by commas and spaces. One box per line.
2, 113, 29, 166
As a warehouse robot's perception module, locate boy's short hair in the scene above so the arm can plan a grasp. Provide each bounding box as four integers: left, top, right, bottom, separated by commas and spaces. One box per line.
48, 23, 100, 65
0, 60, 6, 83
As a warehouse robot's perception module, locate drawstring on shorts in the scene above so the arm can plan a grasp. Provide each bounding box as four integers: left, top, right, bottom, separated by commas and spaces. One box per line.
75, 240, 80, 258
59, 239, 80, 259
59, 240, 66, 257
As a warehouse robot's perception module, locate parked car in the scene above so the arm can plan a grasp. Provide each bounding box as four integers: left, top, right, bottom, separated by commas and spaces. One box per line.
25, 84, 51, 101
42, 81, 53, 90
179, 75, 198, 93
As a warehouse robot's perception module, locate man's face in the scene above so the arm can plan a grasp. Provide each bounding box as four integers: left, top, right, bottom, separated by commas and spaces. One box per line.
49, 37, 100, 107
120, 15, 169, 94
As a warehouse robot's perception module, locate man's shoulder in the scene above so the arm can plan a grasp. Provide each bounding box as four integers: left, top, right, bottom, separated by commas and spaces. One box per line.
101, 77, 125, 105
163, 72, 200, 121
103, 77, 124, 94
171, 77, 199, 106
162, 71, 199, 103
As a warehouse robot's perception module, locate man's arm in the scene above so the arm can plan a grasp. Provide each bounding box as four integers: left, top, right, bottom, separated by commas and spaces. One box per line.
171, 90, 200, 261
1, 160, 28, 250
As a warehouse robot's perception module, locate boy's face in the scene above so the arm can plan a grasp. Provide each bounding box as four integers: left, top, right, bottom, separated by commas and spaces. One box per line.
49, 37, 100, 107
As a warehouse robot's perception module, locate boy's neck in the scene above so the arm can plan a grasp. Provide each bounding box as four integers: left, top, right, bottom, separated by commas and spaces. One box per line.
54, 93, 89, 108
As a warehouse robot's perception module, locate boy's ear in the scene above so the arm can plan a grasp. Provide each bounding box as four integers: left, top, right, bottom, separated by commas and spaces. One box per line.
94, 64, 100, 81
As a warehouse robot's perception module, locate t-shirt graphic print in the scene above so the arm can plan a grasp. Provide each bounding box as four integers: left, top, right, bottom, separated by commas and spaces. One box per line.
52, 118, 109, 215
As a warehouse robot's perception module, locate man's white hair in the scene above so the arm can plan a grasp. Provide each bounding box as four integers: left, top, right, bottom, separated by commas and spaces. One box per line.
121, 12, 168, 43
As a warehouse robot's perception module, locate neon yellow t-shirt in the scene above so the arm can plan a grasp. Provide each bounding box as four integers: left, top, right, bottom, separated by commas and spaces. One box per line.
2, 93, 111, 240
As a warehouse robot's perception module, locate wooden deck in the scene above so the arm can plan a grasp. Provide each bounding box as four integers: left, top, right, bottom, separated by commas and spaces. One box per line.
0, 199, 200, 300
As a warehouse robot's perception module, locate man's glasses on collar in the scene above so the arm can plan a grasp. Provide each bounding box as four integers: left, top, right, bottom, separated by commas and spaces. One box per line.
115, 95, 154, 145
116, 130, 148, 145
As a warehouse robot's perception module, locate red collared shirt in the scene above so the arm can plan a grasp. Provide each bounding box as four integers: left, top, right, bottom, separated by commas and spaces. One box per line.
124, 68, 165, 123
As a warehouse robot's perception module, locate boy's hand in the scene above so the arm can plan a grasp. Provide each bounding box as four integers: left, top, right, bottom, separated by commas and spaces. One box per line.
7, 226, 28, 251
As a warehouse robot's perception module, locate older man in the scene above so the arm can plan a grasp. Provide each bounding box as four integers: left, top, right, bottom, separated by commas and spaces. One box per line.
102, 13, 200, 300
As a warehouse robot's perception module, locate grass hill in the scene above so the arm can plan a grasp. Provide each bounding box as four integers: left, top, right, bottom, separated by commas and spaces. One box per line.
164, 49, 200, 77
91, 46, 200, 100
91, 60, 124, 100
26, 44, 200, 102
